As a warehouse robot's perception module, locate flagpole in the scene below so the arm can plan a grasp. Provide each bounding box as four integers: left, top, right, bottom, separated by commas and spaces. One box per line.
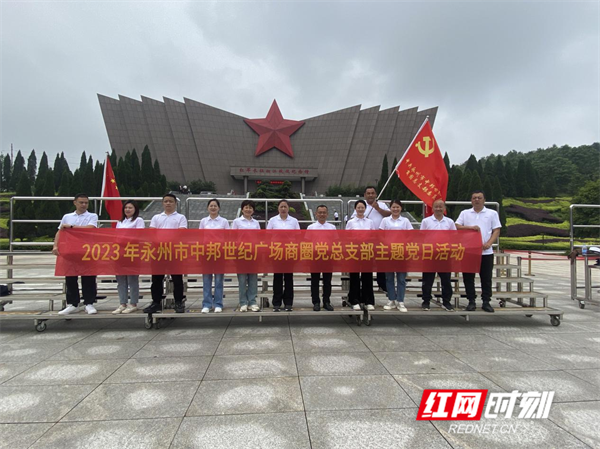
376, 116, 429, 200
99, 152, 108, 215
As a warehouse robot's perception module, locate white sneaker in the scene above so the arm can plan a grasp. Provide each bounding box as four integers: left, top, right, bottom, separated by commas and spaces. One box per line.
250, 305, 260, 312
397, 303, 408, 313
383, 300, 396, 310
352, 304, 362, 311
201, 307, 210, 314
366, 304, 375, 311
58, 305, 79, 315
122, 305, 138, 314
85, 304, 97, 315
214, 307, 223, 313
112, 304, 127, 315
239, 305, 248, 312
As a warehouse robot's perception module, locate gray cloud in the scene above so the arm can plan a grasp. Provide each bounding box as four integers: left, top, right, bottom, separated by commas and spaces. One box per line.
1, 1, 598, 170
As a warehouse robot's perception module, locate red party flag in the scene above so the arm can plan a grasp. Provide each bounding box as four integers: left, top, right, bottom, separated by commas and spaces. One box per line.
101, 155, 122, 228
396, 118, 448, 211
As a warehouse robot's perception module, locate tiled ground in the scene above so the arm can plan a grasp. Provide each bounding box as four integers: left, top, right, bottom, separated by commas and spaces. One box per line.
0, 256, 599, 448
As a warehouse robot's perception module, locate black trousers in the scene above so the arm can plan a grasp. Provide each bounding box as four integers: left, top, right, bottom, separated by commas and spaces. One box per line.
422, 272, 452, 303
65, 276, 97, 306
349, 272, 374, 305
310, 273, 332, 304
462, 254, 494, 303
376, 272, 387, 291
273, 273, 293, 307
151, 275, 184, 303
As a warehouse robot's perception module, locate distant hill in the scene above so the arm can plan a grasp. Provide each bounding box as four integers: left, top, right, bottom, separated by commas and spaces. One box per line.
480, 143, 599, 197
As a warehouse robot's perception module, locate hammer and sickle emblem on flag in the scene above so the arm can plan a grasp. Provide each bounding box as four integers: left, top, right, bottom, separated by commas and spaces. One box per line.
416, 137, 434, 158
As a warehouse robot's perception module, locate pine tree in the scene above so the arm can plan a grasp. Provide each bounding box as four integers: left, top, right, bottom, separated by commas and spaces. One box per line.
141, 146, 154, 185
57, 171, 73, 214
14, 172, 36, 240
447, 167, 462, 201
516, 160, 530, 197
2, 154, 11, 191
54, 152, 71, 191
10, 151, 26, 191
504, 161, 516, 197
458, 170, 472, 201
465, 155, 479, 174
94, 161, 103, 196
36, 171, 60, 237
494, 156, 507, 186
469, 171, 483, 194
79, 152, 88, 172
27, 150, 37, 184
493, 176, 504, 205
131, 149, 142, 191
483, 177, 494, 202
153, 160, 162, 186
525, 160, 540, 197
443, 152, 450, 173
109, 149, 117, 169
70, 170, 83, 196
377, 154, 389, 196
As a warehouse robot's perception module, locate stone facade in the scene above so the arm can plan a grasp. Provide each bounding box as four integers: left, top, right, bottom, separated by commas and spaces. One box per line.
98, 95, 437, 194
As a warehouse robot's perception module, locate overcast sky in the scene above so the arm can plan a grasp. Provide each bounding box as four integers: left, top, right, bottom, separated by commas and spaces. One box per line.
1, 1, 598, 171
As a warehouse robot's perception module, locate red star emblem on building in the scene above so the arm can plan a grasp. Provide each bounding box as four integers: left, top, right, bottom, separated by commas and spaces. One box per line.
244, 100, 304, 158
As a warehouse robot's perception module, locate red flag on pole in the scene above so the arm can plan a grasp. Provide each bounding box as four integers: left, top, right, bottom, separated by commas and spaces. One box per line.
101, 155, 122, 228
396, 118, 448, 213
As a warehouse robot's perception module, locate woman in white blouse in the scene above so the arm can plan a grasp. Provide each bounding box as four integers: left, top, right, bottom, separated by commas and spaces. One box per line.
379, 200, 413, 312
112, 201, 145, 314
232, 199, 261, 312
199, 199, 230, 313
346, 200, 375, 311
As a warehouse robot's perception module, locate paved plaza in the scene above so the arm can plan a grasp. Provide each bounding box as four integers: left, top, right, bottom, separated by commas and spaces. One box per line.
0, 257, 599, 448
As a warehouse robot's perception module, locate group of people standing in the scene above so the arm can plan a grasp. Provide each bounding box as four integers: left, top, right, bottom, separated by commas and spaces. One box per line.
52, 186, 501, 315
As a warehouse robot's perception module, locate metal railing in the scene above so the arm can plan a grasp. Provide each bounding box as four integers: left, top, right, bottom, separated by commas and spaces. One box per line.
569, 204, 600, 304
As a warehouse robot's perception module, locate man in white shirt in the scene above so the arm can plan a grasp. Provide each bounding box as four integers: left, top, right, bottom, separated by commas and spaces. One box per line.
307, 205, 336, 311
53, 194, 99, 315
456, 191, 502, 313
144, 193, 188, 314
267, 200, 300, 311
352, 186, 391, 292
420, 199, 457, 312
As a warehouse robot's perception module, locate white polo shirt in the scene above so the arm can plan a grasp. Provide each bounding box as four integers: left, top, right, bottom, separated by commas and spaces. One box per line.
351, 201, 390, 229
199, 215, 230, 229
149, 212, 188, 229
456, 207, 501, 255
116, 217, 145, 229
232, 216, 261, 230
267, 215, 300, 230
58, 210, 98, 229
420, 215, 457, 231
307, 221, 336, 230
346, 217, 375, 230
379, 216, 413, 231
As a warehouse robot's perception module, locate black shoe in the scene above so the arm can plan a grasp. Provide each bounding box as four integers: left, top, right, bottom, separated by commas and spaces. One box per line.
143, 302, 162, 314
284, 307, 293, 312
421, 301, 430, 311
174, 301, 185, 313
442, 301, 455, 312
482, 302, 495, 313
273, 307, 280, 312
465, 302, 476, 312
323, 303, 334, 311
313, 304, 321, 311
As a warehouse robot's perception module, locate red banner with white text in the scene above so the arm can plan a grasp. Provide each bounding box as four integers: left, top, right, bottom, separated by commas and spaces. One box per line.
55, 229, 482, 276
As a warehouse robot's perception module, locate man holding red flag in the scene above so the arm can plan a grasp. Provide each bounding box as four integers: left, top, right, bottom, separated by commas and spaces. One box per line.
395, 118, 448, 211
101, 155, 122, 227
